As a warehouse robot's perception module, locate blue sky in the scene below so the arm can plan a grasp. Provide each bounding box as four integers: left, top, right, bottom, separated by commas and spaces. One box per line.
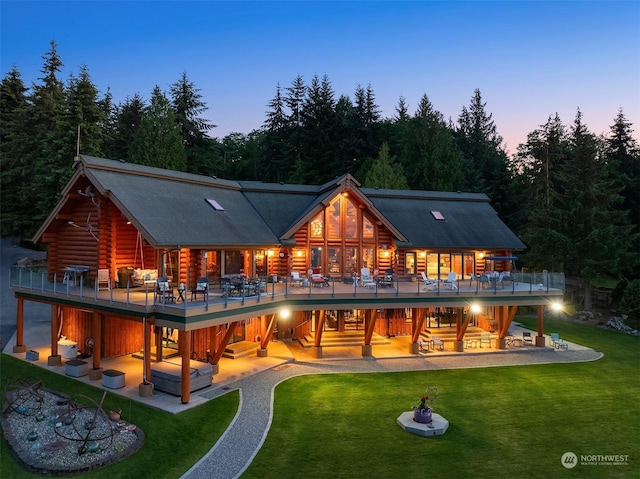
2, 1, 638, 153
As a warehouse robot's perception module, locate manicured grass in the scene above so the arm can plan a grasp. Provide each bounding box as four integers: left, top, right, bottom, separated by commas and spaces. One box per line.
0, 356, 238, 478
243, 318, 640, 478
2, 319, 638, 478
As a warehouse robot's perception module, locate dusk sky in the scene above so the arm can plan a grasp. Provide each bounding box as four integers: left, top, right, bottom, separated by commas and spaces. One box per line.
2, 1, 638, 154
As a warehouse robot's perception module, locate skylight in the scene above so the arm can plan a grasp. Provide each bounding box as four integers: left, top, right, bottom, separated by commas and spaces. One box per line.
206, 198, 225, 211
430, 210, 445, 221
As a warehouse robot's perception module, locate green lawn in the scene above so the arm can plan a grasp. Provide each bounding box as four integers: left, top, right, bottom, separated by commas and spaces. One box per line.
242, 318, 640, 478
0, 357, 238, 478
2, 318, 639, 478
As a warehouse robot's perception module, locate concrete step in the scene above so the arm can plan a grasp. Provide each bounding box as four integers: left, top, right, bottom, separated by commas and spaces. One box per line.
223, 340, 259, 359
299, 331, 390, 348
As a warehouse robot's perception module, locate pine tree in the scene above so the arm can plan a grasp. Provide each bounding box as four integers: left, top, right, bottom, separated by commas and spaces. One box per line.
605, 109, 640, 262
169, 71, 213, 174
0, 66, 31, 236
363, 142, 409, 189
129, 86, 186, 171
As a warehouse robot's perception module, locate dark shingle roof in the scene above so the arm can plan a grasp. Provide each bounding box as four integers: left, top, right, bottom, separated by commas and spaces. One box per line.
36, 156, 525, 251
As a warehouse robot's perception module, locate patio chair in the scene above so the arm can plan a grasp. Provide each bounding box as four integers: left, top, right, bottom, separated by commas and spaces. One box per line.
479, 332, 492, 348
421, 272, 437, 291
97, 269, 110, 291
431, 336, 445, 350
549, 332, 567, 349
191, 277, 208, 301
469, 273, 478, 287
443, 272, 458, 290
290, 271, 305, 287
419, 339, 431, 352
479, 274, 491, 289
360, 267, 376, 288
156, 278, 175, 303
379, 268, 394, 287
522, 331, 533, 345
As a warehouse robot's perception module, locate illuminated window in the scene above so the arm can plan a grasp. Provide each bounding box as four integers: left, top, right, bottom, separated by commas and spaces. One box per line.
345, 199, 358, 239
328, 197, 341, 238
363, 216, 374, 239
310, 213, 324, 238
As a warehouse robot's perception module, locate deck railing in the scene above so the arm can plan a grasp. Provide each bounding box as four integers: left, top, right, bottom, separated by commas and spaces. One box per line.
9, 266, 565, 315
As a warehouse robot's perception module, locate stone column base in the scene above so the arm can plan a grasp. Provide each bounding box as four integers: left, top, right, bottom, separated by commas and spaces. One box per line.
454, 340, 464, 352
410, 342, 419, 354
313, 346, 323, 358
362, 344, 372, 356
535, 335, 546, 347
88, 368, 103, 381
13, 345, 27, 353
257, 348, 268, 357
48, 355, 62, 366
211, 363, 220, 375
496, 338, 506, 350
138, 382, 154, 397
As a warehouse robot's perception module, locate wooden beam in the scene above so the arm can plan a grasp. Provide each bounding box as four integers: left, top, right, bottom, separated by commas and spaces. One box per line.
211, 321, 239, 365
411, 308, 426, 343
456, 308, 471, 341
144, 318, 153, 385
179, 329, 192, 404
92, 312, 102, 370
364, 309, 376, 344
499, 306, 519, 337
260, 314, 277, 349
15, 297, 24, 348
537, 305, 544, 337
51, 305, 59, 356
314, 310, 325, 347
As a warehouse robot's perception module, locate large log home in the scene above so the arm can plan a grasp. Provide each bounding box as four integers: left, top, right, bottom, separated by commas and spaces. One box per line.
11, 155, 564, 403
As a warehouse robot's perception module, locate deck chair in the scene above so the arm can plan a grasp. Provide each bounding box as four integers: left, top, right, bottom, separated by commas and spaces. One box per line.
421, 272, 437, 291
379, 268, 394, 287
419, 339, 431, 352
156, 278, 175, 302
431, 336, 445, 350
443, 272, 458, 290
469, 273, 478, 287
97, 269, 110, 291
522, 331, 533, 345
549, 332, 567, 349
479, 274, 491, 289
360, 267, 376, 288
479, 332, 492, 348
191, 277, 208, 301
290, 271, 305, 287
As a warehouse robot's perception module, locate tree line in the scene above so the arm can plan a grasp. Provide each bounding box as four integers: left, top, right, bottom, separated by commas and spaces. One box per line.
1, 41, 638, 314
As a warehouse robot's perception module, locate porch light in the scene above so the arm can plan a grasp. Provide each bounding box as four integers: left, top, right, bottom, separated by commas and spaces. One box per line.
470, 304, 482, 314
551, 301, 563, 312
267, 250, 274, 257
279, 309, 291, 320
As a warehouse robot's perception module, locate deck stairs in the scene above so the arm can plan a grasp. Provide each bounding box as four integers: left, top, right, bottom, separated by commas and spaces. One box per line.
420, 325, 491, 345
223, 340, 259, 359
298, 330, 391, 348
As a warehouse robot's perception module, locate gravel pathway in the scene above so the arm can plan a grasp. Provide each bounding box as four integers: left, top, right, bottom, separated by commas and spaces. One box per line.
181, 347, 602, 479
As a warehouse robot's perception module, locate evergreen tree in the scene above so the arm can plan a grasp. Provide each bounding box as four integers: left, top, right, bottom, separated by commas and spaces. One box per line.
556, 110, 633, 310
402, 94, 465, 191
456, 89, 511, 215
129, 86, 186, 171
605, 109, 640, 264
260, 82, 290, 182
30, 40, 67, 229
363, 142, 409, 189
516, 114, 569, 270
0, 66, 31, 236
169, 71, 213, 174
109, 94, 146, 161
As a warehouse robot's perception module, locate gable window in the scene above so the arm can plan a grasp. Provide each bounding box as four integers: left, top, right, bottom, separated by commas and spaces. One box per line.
310, 213, 324, 238
363, 216, 374, 239
345, 199, 358, 239
328, 197, 341, 239
206, 198, 225, 211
